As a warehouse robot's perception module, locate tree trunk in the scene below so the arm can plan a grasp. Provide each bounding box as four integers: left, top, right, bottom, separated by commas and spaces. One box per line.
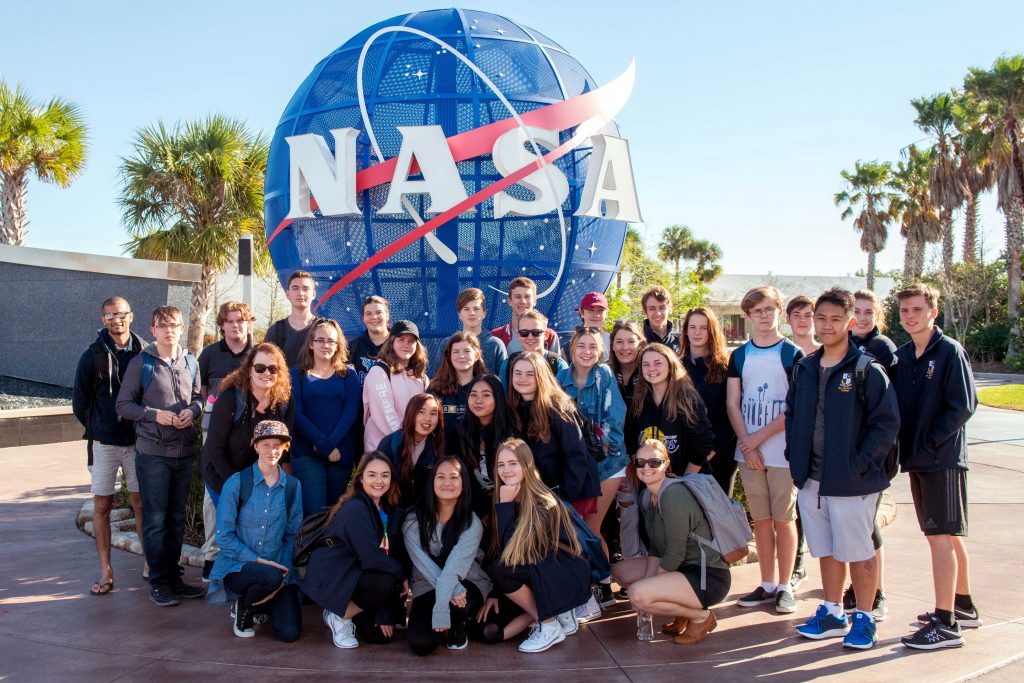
913, 241, 926, 280
963, 192, 979, 264
1006, 197, 1024, 363
187, 263, 216, 355
866, 251, 876, 291
903, 237, 916, 280
0, 173, 29, 245
941, 210, 955, 332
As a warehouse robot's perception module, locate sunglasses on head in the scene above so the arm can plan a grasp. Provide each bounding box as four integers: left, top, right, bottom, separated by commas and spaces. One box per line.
518, 329, 544, 338
634, 457, 666, 469
252, 364, 279, 375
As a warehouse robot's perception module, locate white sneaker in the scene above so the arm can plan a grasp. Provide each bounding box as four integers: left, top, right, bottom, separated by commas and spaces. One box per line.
556, 610, 578, 636
518, 619, 566, 653
324, 609, 358, 648
574, 594, 602, 622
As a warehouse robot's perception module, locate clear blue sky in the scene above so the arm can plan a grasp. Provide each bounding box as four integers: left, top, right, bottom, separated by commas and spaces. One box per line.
2, 1, 1019, 276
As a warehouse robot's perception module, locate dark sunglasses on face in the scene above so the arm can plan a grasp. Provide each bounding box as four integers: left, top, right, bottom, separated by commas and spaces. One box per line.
634, 457, 666, 469
252, 364, 279, 375
518, 329, 545, 338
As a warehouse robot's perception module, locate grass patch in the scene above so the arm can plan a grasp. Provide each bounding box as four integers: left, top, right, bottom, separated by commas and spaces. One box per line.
978, 384, 1024, 411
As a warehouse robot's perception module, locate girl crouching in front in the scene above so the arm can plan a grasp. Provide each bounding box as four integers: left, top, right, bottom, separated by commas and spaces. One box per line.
303, 452, 408, 648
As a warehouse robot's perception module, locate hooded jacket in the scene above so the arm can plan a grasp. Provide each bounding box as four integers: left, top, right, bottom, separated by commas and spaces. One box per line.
785, 345, 900, 496
643, 319, 681, 354
72, 329, 148, 447
625, 390, 715, 474
893, 327, 977, 472
115, 345, 202, 459
851, 327, 898, 379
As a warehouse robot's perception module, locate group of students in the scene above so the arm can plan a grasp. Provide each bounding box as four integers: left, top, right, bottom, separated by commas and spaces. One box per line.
72, 269, 978, 655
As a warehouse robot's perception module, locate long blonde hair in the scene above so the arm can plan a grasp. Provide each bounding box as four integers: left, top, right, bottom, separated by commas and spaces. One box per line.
631, 343, 702, 424
506, 351, 577, 443
492, 438, 582, 566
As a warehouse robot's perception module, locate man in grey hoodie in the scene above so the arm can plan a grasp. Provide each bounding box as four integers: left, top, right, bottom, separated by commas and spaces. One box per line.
116, 305, 204, 607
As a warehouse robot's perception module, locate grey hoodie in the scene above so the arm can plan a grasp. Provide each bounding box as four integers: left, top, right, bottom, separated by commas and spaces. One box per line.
116, 345, 202, 459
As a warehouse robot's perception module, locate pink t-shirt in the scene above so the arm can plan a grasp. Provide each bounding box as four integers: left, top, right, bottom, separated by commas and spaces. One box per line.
362, 365, 427, 452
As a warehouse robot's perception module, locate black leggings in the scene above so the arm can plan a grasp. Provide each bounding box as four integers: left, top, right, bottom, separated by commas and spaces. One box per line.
407, 583, 484, 656
477, 593, 526, 644
490, 562, 532, 595
350, 570, 401, 644
223, 562, 302, 642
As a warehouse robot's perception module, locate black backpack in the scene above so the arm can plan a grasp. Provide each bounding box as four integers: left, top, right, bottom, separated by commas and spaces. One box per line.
292, 509, 336, 568
576, 413, 606, 463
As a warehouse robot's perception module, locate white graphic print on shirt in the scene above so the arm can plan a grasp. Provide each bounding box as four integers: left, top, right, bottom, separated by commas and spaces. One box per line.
734, 340, 790, 468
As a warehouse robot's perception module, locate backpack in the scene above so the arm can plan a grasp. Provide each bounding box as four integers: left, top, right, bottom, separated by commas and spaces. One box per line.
564, 500, 612, 583
643, 474, 753, 590
732, 339, 800, 384
292, 509, 334, 568
576, 413, 606, 463
140, 352, 198, 392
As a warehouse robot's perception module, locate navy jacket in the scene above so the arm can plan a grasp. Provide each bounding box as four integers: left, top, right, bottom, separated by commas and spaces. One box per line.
624, 391, 715, 474
377, 431, 441, 507
851, 327, 898, 379
643, 319, 681, 354
894, 327, 977, 472
303, 491, 407, 623
785, 346, 900, 496
72, 329, 148, 447
515, 402, 600, 503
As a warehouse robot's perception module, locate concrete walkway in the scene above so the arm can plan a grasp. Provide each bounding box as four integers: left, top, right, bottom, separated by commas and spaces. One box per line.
1, 406, 1021, 682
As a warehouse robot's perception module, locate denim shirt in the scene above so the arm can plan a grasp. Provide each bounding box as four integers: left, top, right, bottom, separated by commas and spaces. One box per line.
207, 463, 303, 605
557, 364, 628, 476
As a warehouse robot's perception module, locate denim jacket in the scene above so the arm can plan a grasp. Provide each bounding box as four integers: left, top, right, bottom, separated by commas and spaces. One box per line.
207, 463, 303, 605
557, 363, 628, 478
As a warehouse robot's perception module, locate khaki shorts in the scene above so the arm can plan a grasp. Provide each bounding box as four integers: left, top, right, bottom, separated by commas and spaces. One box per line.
738, 463, 796, 522
90, 443, 139, 496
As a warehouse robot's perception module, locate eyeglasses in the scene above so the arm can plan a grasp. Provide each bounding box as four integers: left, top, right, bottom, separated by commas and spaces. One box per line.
313, 338, 338, 347
634, 457, 666, 469
750, 306, 778, 318
252, 364, 279, 375
103, 312, 131, 321
155, 322, 182, 330
518, 329, 544, 338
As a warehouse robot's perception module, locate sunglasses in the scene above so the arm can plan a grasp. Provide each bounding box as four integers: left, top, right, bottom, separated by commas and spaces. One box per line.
252, 364, 279, 375
518, 329, 545, 338
634, 457, 666, 469
103, 311, 132, 321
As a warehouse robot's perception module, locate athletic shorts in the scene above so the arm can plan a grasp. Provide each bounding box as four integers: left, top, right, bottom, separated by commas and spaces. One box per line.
678, 565, 732, 609
870, 493, 883, 550
90, 443, 139, 496
909, 469, 968, 536
797, 479, 879, 563
738, 464, 796, 522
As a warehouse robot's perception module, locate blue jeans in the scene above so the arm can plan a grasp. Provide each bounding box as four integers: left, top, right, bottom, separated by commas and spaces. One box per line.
290, 454, 352, 518
135, 452, 193, 587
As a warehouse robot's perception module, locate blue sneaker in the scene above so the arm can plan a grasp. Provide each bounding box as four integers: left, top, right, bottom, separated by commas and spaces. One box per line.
796, 604, 850, 639
843, 611, 877, 650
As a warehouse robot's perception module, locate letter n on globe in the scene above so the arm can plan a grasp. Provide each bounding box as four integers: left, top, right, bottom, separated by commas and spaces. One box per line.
285, 128, 360, 219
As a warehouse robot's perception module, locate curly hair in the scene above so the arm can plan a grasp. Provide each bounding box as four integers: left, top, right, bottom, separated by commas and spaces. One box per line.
219, 343, 291, 412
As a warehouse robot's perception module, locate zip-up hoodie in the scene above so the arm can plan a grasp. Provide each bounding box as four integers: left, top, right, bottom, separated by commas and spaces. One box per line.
851, 327, 898, 378
785, 345, 900, 496
894, 327, 977, 472
115, 345, 202, 459
72, 329, 148, 446
643, 319, 681, 354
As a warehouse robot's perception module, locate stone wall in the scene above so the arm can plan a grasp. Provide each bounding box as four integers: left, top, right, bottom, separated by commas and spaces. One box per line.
0, 244, 201, 388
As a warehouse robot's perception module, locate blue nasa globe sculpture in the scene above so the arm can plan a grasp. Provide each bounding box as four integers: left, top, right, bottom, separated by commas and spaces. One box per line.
264, 8, 630, 357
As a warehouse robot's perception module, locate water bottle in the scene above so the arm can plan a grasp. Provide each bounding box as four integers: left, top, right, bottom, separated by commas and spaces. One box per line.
636, 612, 654, 641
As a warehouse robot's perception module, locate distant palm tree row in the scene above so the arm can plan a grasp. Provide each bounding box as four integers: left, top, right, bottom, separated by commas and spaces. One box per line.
836, 54, 1023, 362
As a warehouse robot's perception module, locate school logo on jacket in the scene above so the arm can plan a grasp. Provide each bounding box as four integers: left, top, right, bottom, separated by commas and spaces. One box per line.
925, 360, 936, 380
838, 373, 853, 393
640, 426, 678, 454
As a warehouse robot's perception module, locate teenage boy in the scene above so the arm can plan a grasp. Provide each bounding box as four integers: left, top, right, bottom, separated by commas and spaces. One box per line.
497, 309, 568, 385
787, 288, 900, 651
73, 296, 148, 596
573, 291, 610, 362
640, 286, 681, 354
266, 270, 317, 367
727, 286, 803, 615
786, 295, 820, 356
894, 283, 979, 650
348, 295, 391, 385
455, 287, 507, 373
116, 306, 204, 607
491, 276, 561, 355
196, 301, 253, 581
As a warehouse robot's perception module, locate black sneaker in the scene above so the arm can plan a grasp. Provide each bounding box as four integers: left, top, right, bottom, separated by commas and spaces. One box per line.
596, 583, 616, 607
172, 581, 206, 599
201, 560, 214, 583
789, 566, 807, 592
871, 591, 888, 622
737, 586, 776, 607
446, 621, 469, 650
916, 606, 982, 629
902, 616, 964, 650
616, 586, 629, 600
149, 585, 179, 607
233, 601, 256, 638
842, 584, 857, 613
775, 590, 797, 614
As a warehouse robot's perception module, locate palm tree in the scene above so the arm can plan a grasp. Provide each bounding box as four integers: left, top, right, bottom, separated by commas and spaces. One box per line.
119, 115, 269, 354
688, 238, 724, 283
658, 224, 694, 283
890, 146, 941, 279
835, 161, 896, 290
952, 92, 995, 264
965, 55, 1024, 363
0, 80, 88, 245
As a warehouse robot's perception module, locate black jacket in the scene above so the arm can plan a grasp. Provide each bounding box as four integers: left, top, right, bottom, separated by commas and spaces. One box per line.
894, 328, 977, 472
200, 387, 295, 494
625, 391, 715, 475
377, 431, 440, 507
303, 491, 407, 623
643, 319, 681, 354
682, 355, 736, 463
515, 402, 600, 503
72, 329, 148, 447
785, 346, 900, 496
851, 327, 898, 379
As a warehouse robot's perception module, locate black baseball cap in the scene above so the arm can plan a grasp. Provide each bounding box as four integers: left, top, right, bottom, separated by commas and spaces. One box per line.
389, 319, 420, 340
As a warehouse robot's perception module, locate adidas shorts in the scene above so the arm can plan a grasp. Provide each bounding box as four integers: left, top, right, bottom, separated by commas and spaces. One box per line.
796, 478, 878, 563
909, 468, 968, 536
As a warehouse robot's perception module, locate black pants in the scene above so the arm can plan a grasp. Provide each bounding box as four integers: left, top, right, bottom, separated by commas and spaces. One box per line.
490, 562, 532, 595
407, 583, 484, 656
477, 593, 526, 644
135, 452, 192, 588
223, 562, 302, 642
711, 455, 739, 498
350, 570, 401, 644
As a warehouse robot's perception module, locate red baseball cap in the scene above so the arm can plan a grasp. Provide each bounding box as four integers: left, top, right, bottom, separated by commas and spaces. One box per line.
577, 291, 609, 311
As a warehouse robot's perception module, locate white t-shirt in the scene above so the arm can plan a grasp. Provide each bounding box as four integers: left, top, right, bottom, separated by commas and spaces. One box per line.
730, 339, 799, 468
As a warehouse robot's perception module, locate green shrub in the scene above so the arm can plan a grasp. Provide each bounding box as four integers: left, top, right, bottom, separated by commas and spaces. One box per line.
966, 321, 1010, 363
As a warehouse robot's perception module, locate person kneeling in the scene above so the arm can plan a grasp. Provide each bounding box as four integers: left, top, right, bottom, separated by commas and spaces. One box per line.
207, 420, 303, 641
304, 452, 408, 648
403, 456, 492, 655
613, 440, 732, 645
485, 438, 592, 653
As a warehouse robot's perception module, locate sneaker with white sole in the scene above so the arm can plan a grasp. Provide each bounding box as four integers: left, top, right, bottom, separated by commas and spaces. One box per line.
796, 604, 850, 640
518, 619, 565, 653
556, 610, 578, 636
233, 602, 255, 638
902, 616, 964, 650
916, 606, 981, 629
323, 609, 358, 648
574, 594, 602, 622
843, 611, 877, 650
790, 566, 807, 592
871, 591, 888, 622
775, 590, 797, 614
737, 586, 776, 607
